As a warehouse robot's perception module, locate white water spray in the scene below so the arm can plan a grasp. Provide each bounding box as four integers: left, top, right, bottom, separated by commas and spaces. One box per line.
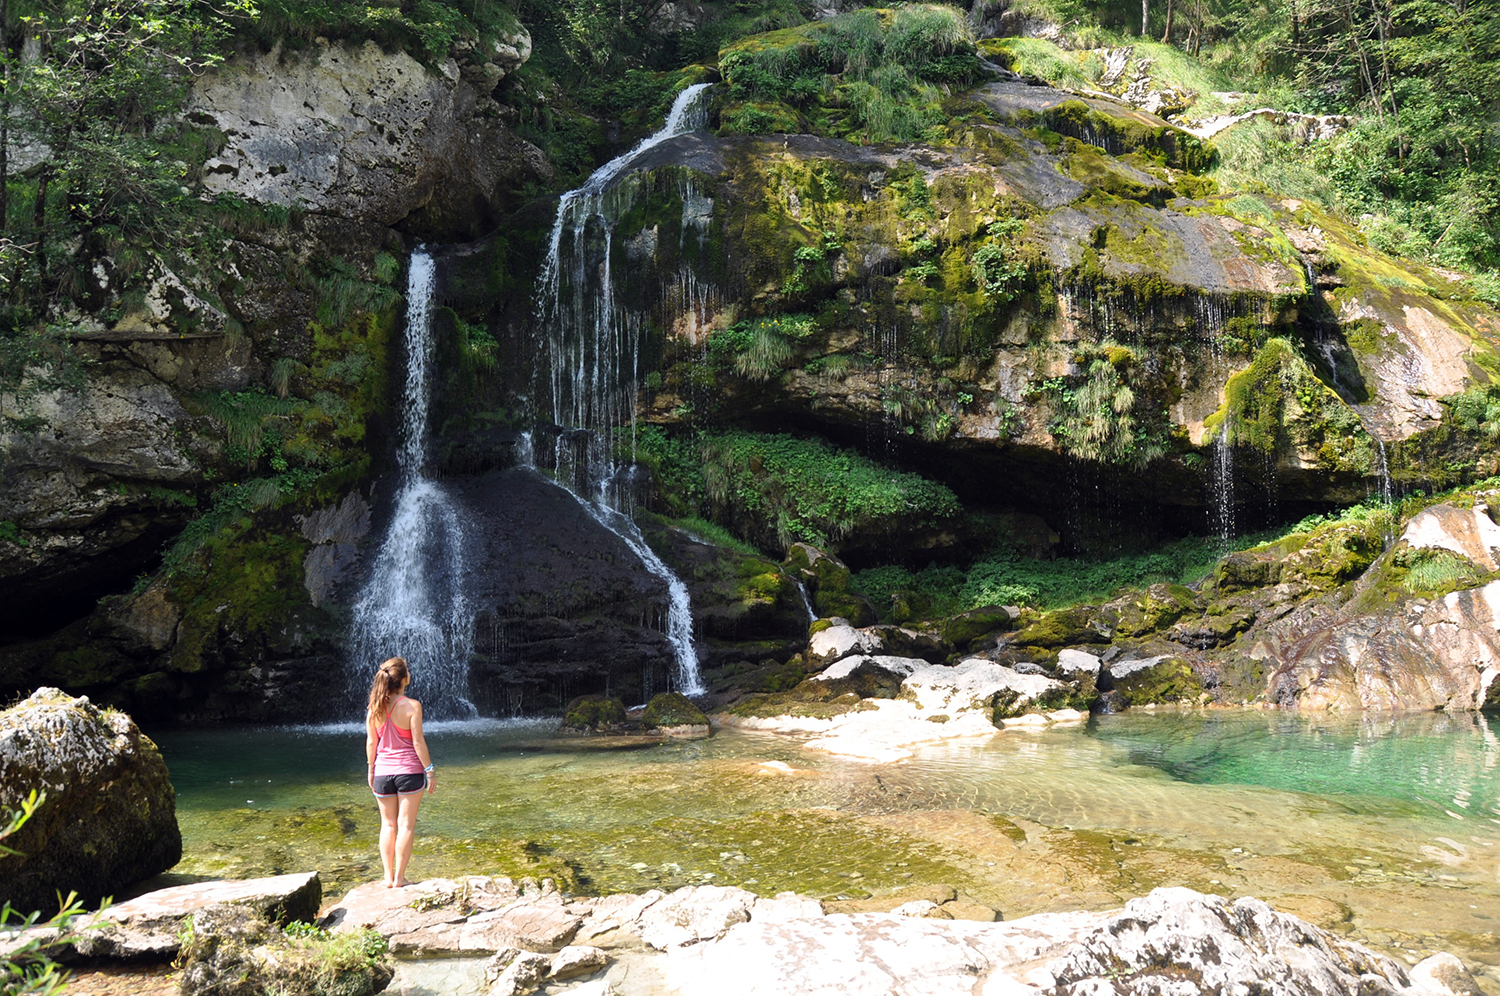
532, 88, 712, 695
348, 251, 476, 718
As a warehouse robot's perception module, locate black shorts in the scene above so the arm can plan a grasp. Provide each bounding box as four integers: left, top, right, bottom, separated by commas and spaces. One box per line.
371, 772, 426, 797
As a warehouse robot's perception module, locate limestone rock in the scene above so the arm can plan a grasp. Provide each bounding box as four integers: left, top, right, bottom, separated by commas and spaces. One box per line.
490, 951, 551, 996
1400, 504, 1500, 571
76, 871, 322, 959
298, 492, 371, 608
1104, 655, 1204, 706
550, 944, 609, 980
0, 690, 180, 913
805, 621, 883, 670
0, 363, 204, 637
324, 878, 580, 955
177, 904, 392, 996
1409, 953, 1482, 996
1043, 888, 1411, 995
189, 41, 549, 233
1054, 648, 1102, 680
660, 887, 1434, 996
905, 658, 1065, 717
634, 886, 758, 950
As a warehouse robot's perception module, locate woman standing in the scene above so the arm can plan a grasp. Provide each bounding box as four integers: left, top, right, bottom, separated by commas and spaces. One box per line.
366, 657, 435, 888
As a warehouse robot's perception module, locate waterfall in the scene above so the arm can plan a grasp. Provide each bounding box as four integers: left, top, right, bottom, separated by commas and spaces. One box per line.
347, 251, 476, 719
1374, 436, 1394, 506
532, 86, 711, 696
795, 581, 817, 624
1212, 420, 1236, 544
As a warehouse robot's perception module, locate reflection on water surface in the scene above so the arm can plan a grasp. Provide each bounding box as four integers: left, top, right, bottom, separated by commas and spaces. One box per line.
152, 711, 1500, 985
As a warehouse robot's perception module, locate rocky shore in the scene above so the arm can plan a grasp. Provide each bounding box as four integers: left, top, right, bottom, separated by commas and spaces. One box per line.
31, 871, 1483, 996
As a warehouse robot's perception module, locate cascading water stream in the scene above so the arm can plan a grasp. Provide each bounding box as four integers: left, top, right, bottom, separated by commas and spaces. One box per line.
795, 581, 817, 624
1212, 419, 1236, 544
347, 251, 477, 718
532, 86, 711, 695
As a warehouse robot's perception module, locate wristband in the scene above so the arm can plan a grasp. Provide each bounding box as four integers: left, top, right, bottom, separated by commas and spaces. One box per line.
424, 764, 434, 773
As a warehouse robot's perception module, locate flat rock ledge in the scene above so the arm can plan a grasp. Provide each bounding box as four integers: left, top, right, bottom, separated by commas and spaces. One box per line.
319, 878, 1474, 996
38, 874, 1480, 996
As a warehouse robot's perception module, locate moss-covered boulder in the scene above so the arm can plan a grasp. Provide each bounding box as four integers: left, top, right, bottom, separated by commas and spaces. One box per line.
783, 543, 876, 626
941, 605, 1018, 649
1105, 656, 1205, 706
641, 692, 709, 730
1103, 584, 1199, 638
1010, 606, 1103, 649
562, 695, 628, 733
0, 689, 180, 913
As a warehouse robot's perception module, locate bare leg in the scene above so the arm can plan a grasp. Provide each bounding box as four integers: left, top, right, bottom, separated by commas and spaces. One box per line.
375, 793, 400, 887
393, 790, 424, 887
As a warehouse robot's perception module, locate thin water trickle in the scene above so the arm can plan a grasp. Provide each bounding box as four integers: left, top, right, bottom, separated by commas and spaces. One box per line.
795, 581, 817, 624
347, 251, 476, 719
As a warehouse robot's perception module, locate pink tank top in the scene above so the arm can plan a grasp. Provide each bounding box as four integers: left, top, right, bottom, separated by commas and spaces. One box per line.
372, 697, 424, 776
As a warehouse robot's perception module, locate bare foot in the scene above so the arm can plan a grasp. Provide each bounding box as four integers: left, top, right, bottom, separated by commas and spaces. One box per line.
394, 878, 411, 888
383, 881, 394, 889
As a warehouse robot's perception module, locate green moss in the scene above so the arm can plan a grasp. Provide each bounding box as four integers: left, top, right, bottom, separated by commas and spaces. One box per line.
1112, 658, 1204, 705
1012, 606, 1098, 648
564, 695, 628, 732
642, 692, 709, 728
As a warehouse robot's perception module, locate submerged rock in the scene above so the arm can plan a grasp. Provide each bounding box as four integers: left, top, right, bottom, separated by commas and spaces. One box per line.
0, 689, 180, 914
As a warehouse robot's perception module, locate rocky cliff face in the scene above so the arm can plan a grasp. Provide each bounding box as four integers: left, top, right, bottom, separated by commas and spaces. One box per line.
8, 12, 1500, 722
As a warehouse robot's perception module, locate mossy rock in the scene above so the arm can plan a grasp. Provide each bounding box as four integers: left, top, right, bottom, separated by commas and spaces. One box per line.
1111, 657, 1204, 705
1011, 606, 1100, 648
942, 604, 1016, 649
178, 906, 392, 996
0, 689, 181, 912
1213, 553, 1279, 593
722, 689, 873, 720
814, 590, 877, 628
563, 695, 628, 732
1107, 583, 1199, 637
642, 692, 708, 728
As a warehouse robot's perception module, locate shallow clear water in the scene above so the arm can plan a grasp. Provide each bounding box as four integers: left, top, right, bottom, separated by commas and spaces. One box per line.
151, 711, 1500, 984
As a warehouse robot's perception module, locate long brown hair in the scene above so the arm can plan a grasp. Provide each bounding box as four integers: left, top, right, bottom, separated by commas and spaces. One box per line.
367, 657, 409, 723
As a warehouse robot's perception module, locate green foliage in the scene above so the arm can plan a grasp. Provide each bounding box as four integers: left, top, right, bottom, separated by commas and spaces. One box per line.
636, 427, 961, 552
1033, 343, 1168, 468
718, 5, 978, 144
1399, 547, 1483, 595
238, 0, 521, 62
0, 522, 29, 548
706, 313, 817, 381
2, 793, 94, 996
1447, 386, 1500, 440
971, 218, 1029, 302
850, 536, 1223, 622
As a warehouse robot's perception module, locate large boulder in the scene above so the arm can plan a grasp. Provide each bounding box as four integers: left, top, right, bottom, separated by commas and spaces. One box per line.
0, 689, 180, 913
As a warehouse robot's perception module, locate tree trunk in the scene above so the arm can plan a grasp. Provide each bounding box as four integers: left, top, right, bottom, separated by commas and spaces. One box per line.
32, 164, 47, 290
1161, 0, 1174, 43
1291, 0, 1299, 46
1142, 0, 1150, 36
0, 0, 9, 235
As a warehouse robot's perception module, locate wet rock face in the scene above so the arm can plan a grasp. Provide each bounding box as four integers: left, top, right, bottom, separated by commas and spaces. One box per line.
0, 689, 180, 913
0, 361, 210, 638
1245, 503, 1500, 711
190, 40, 549, 239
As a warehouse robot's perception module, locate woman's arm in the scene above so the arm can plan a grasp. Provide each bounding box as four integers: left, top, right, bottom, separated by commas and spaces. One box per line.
365, 716, 379, 790
410, 700, 436, 795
